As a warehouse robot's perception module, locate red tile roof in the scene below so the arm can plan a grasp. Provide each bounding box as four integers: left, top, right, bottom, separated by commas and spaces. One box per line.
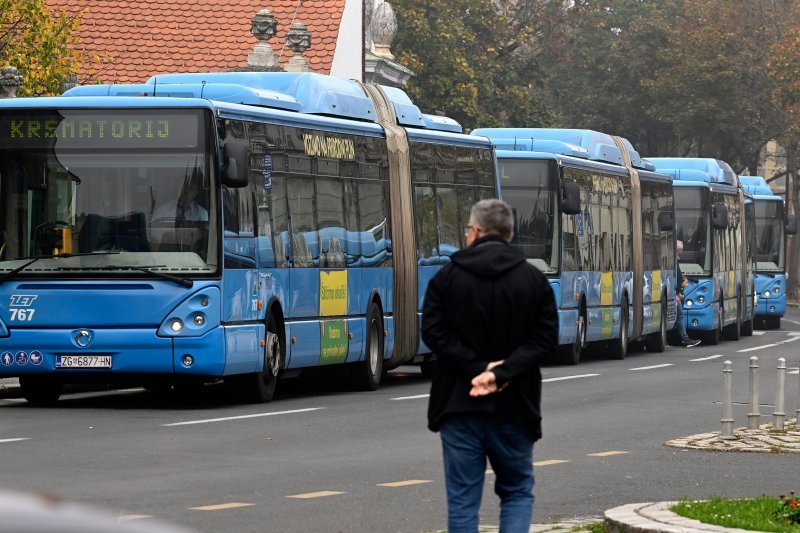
47, 0, 347, 84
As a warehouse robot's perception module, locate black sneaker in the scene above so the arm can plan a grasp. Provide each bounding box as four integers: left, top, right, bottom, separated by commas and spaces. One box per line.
682, 338, 701, 348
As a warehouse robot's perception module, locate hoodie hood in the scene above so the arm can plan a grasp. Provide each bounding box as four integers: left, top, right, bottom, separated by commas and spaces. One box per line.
450, 235, 527, 279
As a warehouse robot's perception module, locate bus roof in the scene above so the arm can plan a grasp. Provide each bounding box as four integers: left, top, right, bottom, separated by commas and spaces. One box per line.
57, 71, 462, 134
738, 176, 782, 200
470, 128, 656, 171
649, 157, 738, 186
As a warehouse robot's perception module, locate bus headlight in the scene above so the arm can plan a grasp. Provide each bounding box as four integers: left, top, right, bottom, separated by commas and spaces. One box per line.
193, 314, 206, 326
686, 299, 693, 307
773, 287, 780, 295
764, 290, 771, 298
170, 319, 184, 333
697, 296, 705, 304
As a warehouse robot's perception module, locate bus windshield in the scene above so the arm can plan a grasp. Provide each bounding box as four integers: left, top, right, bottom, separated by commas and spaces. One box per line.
674, 187, 711, 276
0, 108, 218, 277
754, 200, 785, 272
499, 159, 558, 274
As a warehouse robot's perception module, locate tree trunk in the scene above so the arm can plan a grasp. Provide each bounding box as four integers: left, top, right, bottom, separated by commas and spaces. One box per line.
788, 145, 800, 299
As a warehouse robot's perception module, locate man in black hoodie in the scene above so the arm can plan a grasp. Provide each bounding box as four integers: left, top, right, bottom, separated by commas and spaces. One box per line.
422, 199, 558, 533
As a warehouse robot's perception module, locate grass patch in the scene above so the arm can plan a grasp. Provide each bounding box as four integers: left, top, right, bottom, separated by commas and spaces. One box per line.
672, 496, 800, 533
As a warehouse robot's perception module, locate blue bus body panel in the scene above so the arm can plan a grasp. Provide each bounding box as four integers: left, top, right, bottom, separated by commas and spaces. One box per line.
0, 281, 226, 377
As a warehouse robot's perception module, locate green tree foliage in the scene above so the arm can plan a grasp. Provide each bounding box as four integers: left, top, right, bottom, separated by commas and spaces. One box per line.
537, 0, 792, 172
392, 0, 558, 130
0, 0, 86, 96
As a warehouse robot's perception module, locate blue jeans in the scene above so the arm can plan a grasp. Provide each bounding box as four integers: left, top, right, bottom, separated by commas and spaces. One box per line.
675, 297, 688, 341
439, 414, 536, 533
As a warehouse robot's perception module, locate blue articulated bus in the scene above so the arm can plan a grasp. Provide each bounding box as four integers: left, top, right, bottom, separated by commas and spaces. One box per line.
471, 128, 677, 364
650, 158, 755, 344
738, 176, 797, 329
0, 72, 498, 404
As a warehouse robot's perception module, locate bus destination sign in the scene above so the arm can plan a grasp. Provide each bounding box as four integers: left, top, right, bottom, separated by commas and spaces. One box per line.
0, 110, 201, 150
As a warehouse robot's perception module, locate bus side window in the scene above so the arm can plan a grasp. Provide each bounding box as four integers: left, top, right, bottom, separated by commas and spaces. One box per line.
287, 177, 315, 268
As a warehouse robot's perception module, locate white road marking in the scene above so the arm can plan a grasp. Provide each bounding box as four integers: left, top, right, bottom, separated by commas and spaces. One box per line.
162, 407, 323, 427
783, 319, 800, 326
786, 331, 800, 336
0, 438, 30, 444
753, 331, 766, 336
778, 337, 800, 344
690, 354, 726, 362
287, 491, 345, 499
377, 480, 432, 488
534, 459, 570, 466
391, 394, 430, 401
737, 344, 779, 353
587, 451, 629, 457
543, 373, 599, 383
119, 515, 152, 521
191, 503, 254, 511
629, 364, 674, 371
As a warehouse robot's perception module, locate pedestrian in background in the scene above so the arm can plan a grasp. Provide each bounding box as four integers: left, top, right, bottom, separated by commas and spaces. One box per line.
674, 240, 701, 348
421, 198, 558, 532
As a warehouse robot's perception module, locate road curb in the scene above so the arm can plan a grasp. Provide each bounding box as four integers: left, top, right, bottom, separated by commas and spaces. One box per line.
604, 502, 765, 533
0, 378, 21, 399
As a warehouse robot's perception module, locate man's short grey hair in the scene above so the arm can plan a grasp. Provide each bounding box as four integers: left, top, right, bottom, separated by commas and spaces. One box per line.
470, 199, 514, 241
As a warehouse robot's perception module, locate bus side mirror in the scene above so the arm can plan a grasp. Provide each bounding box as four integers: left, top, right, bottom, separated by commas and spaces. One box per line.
658, 210, 674, 232
786, 215, 798, 235
561, 181, 581, 215
711, 204, 728, 229
221, 141, 250, 188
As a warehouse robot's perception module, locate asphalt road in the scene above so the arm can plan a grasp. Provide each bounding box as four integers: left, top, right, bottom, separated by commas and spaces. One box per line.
2, 310, 800, 533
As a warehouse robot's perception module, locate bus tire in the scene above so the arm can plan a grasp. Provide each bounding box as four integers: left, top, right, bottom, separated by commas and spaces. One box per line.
609, 297, 628, 360
558, 311, 585, 365
703, 304, 722, 345
353, 302, 383, 391
766, 316, 781, 330
741, 316, 754, 336
19, 376, 62, 406
646, 297, 668, 353
237, 315, 282, 403
724, 294, 742, 341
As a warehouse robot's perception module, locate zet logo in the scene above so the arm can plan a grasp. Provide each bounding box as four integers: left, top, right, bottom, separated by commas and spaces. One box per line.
9, 294, 38, 307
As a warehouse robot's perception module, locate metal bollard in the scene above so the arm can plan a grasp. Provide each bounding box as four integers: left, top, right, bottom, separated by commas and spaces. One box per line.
796, 359, 800, 424
774, 358, 786, 430
748, 356, 760, 430
720, 360, 734, 439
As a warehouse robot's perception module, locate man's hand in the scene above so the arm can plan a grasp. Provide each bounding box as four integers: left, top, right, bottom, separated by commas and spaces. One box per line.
469, 360, 505, 397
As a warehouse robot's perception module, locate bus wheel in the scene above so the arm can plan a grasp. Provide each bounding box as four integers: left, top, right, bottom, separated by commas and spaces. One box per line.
703, 305, 722, 345
646, 298, 667, 353
724, 295, 742, 341
766, 316, 781, 330
353, 303, 383, 391
558, 312, 584, 365
238, 316, 282, 403
19, 376, 62, 406
610, 297, 628, 359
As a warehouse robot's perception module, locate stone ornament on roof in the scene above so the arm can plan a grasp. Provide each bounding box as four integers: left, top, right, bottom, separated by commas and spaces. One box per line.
285, 23, 312, 72
248, 9, 280, 69
0, 66, 23, 98
371, 1, 397, 60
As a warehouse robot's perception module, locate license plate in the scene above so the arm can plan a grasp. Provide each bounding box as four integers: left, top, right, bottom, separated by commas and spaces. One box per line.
56, 355, 112, 369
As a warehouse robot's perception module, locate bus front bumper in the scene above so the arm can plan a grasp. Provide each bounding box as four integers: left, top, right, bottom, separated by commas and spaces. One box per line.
0, 328, 225, 378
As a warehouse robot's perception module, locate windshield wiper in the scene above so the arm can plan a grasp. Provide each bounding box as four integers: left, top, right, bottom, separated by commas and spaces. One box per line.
56, 264, 194, 288
0, 251, 121, 285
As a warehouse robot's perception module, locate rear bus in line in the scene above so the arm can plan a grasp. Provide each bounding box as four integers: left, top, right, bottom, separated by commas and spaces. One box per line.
738, 176, 797, 329
0, 72, 498, 405
472, 128, 677, 364
650, 158, 755, 344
